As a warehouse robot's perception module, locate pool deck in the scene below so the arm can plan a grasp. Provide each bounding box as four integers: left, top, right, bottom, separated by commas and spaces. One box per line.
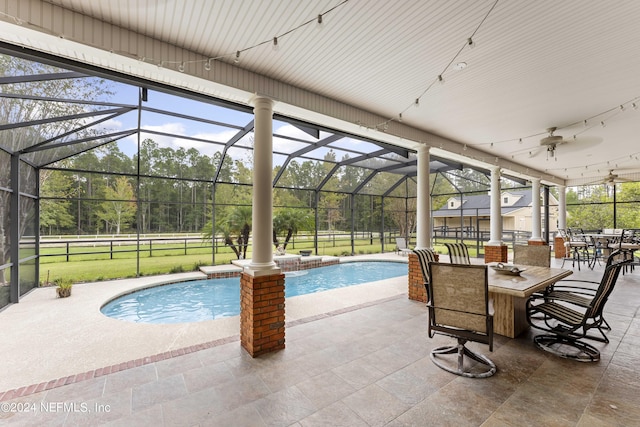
0, 253, 408, 393
2, 253, 640, 426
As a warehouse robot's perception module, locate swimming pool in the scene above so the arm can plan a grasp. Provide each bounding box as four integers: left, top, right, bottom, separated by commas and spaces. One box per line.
101, 261, 407, 324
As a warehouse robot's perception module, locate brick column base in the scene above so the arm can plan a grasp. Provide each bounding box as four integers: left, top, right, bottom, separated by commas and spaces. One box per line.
485, 244, 508, 263
527, 239, 547, 246
240, 272, 285, 357
554, 236, 566, 259
408, 252, 439, 303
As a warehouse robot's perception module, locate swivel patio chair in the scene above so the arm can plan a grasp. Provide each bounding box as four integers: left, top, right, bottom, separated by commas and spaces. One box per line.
535, 249, 624, 331
444, 242, 471, 265
513, 244, 550, 267
413, 248, 438, 301
526, 252, 630, 362
427, 262, 495, 378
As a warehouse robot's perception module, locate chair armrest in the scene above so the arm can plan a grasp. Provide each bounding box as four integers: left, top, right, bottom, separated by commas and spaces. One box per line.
555, 279, 599, 286
548, 286, 597, 296
543, 290, 594, 309
531, 279, 598, 298
548, 279, 599, 294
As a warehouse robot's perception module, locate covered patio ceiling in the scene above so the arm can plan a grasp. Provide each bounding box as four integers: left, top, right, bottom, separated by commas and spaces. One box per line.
1, 0, 640, 187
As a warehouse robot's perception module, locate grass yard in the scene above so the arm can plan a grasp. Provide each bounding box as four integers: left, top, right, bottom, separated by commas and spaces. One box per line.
37, 236, 483, 285
38, 240, 393, 284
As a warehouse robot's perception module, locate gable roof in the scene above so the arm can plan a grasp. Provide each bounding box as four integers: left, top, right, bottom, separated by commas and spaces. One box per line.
433, 190, 533, 217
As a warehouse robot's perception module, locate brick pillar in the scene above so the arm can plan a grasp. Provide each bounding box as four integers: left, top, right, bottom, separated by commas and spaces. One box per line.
485, 244, 508, 263
527, 239, 547, 246
554, 236, 566, 259
240, 272, 286, 357
408, 252, 439, 303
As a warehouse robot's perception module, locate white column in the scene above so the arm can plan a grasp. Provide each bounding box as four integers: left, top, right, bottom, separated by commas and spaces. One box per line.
530, 178, 543, 241
247, 96, 279, 273
488, 166, 503, 245
415, 145, 431, 249
557, 185, 566, 230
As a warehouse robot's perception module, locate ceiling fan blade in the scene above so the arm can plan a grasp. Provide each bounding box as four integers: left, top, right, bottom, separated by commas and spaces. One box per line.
554, 136, 602, 154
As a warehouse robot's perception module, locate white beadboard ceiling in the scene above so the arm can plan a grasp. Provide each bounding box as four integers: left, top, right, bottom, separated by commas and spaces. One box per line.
11, 0, 640, 185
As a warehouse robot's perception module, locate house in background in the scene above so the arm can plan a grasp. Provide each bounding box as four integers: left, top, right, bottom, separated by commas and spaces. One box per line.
432, 190, 560, 238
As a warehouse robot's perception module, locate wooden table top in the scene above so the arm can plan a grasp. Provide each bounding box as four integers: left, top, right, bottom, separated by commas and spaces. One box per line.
486, 263, 573, 298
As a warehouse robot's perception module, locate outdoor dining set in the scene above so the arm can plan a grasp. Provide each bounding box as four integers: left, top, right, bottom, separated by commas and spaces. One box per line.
411, 239, 633, 379
559, 227, 640, 272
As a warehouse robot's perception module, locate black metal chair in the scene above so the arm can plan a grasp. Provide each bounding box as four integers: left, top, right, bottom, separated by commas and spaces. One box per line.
560, 228, 590, 271
444, 242, 471, 265
526, 251, 630, 362
413, 248, 438, 301
608, 229, 638, 274
427, 262, 495, 378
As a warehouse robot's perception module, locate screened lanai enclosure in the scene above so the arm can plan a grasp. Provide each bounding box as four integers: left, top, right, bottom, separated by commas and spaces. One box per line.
2, 52, 639, 311
0, 53, 490, 309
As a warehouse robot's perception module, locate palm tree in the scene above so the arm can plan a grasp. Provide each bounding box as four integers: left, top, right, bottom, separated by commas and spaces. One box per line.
202, 205, 252, 259
273, 208, 314, 250
228, 206, 252, 259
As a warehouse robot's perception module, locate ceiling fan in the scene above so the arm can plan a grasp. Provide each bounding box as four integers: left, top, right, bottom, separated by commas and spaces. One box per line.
538, 127, 568, 158
528, 127, 602, 159
599, 170, 632, 187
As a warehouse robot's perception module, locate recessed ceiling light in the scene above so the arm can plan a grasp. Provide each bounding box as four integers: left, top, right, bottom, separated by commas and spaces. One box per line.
454, 62, 467, 70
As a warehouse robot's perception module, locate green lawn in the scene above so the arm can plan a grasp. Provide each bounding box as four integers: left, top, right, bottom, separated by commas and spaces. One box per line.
37, 237, 486, 285
38, 240, 392, 284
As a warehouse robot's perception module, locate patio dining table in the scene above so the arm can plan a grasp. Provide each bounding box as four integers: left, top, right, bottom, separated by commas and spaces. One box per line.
579, 232, 640, 268
487, 263, 573, 338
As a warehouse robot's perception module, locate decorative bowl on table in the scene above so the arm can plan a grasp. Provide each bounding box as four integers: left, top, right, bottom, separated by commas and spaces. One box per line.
490, 263, 526, 276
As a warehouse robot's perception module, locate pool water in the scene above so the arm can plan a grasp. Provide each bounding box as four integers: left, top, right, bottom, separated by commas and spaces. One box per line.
101, 261, 407, 324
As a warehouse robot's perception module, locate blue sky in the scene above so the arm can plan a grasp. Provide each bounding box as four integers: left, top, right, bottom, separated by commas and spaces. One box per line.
95, 79, 388, 166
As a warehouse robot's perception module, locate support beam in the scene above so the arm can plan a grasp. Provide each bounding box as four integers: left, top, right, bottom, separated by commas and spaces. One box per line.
557, 185, 566, 230
529, 178, 543, 243
486, 166, 507, 263
415, 145, 431, 249
10, 153, 19, 303
241, 95, 284, 357
488, 166, 503, 246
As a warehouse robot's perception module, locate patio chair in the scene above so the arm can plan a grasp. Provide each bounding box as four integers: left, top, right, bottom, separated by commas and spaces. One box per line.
588, 234, 610, 268
413, 248, 438, 301
607, 229, 639, 274
395, 237, 412, 256
525, 251, 630, 362
444, 242, 471, 264
427, 262, 495, 378
559, 228, 590, 271
513, 244, 550, 267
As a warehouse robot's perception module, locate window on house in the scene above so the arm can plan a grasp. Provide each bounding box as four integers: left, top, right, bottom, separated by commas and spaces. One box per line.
503, 197, 509, 204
